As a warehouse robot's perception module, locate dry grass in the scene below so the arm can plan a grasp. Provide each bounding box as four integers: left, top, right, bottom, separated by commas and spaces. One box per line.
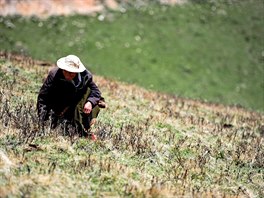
0, 53, 263, 197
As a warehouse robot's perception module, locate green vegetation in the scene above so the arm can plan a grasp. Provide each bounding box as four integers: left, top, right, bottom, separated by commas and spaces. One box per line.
0, 55, 263, 197
0, 1, 263, 112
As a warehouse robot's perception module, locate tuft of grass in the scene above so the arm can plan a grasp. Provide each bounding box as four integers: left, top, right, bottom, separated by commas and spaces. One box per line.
0, 1, 263, 111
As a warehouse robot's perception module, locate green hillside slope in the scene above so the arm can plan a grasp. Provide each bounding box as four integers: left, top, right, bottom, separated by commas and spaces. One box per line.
0, 54, 263, 197
0, 1, 263, 111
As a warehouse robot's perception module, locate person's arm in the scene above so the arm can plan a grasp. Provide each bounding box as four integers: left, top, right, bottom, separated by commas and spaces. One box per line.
37, 68, 57, 120
87, 76, 101, 107
83, 72, 101, 114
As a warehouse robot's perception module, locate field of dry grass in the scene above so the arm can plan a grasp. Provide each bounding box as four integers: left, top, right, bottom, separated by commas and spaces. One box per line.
0, 53, 263, 197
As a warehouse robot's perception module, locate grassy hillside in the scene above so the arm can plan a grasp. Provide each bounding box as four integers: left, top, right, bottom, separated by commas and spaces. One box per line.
0, 54, 263, 197
0, 1, 263, 112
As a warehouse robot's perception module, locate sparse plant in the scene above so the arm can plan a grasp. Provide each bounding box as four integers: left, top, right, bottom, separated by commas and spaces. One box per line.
0, 55, 263, 197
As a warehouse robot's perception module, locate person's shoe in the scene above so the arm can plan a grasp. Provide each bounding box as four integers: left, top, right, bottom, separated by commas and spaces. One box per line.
90, 133, 97, 141
83, 128, 97, 141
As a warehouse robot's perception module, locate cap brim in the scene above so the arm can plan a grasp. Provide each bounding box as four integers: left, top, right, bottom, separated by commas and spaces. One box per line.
57, 57, 86, 73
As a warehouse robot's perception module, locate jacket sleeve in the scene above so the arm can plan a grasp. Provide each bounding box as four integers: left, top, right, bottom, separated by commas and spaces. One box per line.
86, 74, 101, 107
37, 69, 56, 120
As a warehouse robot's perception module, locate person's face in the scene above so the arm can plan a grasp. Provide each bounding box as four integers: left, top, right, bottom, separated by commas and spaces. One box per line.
62, 70, 77, 81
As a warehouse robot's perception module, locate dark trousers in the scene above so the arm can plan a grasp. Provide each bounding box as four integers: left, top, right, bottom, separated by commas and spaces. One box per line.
49, 88, 100, 136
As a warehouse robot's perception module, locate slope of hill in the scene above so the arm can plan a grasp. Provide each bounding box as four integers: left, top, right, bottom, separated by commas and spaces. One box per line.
1, 0, 263, 112
0, 54, 263, 197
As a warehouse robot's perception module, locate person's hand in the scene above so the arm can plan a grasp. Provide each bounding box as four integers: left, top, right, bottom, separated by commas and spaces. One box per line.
83, 101, 92, 114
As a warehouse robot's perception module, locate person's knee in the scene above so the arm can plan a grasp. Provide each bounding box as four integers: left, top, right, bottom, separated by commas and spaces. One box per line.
98, 97, 107, 108
92, 106, 100, 119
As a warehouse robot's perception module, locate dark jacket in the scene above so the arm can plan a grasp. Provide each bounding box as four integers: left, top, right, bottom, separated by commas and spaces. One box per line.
37, 67, 101, 120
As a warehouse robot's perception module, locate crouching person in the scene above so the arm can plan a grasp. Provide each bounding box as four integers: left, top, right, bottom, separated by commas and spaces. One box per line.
37, 55, 106, 140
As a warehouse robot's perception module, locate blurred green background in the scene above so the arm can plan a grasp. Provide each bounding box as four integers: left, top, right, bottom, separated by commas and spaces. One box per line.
0, 0, 263, 112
